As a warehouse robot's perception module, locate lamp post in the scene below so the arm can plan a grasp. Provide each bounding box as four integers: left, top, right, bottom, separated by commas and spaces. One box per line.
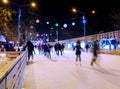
72, 8, 87, 45
18, 8, 21, 49
82, 16, 86, 44
2, 0, 36, 50
55, 22, 59, 41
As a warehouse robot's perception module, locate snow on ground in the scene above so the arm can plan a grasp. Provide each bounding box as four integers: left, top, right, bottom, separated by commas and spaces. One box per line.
22, 49, 120, 89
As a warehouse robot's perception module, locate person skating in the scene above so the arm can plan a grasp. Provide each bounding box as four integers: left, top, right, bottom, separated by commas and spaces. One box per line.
74, 40, 84, 63
25, 40, 34, 63
91, 40, 99, 66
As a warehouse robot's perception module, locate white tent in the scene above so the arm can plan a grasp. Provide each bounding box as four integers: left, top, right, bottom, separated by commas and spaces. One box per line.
0, 35, 6, 42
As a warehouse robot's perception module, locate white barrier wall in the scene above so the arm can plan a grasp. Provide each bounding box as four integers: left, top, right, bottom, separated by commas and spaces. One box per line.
0, 51, 27, 89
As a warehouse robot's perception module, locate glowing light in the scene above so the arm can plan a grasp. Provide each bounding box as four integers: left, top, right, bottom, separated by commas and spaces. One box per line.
55, 23, 59, 27
81, 41, 85, 48
31, 2, 36, 7
82, 19, 86, 24
36, 34, 39, 37
2, 0, 8, 4
30, 26, 34, 29
68, 43, 71, 48
63, 23, 68, 28
47, 21, 49, 24
36, 19, 40, 23
92, 10, 96, 14
72, 8, 77, 13
74, 42, 76, 46
72, 22, 75, 26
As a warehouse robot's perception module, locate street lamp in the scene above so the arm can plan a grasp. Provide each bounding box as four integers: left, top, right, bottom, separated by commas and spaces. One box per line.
2, 0, 36, 50
55, 22, 59, 41
72, 8, 87, 45
2, 0, 8, 4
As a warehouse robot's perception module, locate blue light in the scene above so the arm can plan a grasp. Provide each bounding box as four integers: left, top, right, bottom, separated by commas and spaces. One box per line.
82, 19, 86, 24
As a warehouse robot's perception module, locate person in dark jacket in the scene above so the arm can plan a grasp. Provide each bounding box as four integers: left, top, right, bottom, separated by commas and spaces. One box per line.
54, 43, 58, 55
61, 43, 65, 54
91, 40, 99, 66
55, 42, 62, 56
85, 43, 89, 52
74, 40, 83, 63
25, 40, 34, 63
45, 42, 52, 58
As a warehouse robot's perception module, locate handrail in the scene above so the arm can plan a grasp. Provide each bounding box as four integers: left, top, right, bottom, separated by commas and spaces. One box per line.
0, 51, 27, 89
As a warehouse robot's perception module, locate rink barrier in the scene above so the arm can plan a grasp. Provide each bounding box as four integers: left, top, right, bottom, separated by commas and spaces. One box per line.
0, 51, 27, 89
88, 48, 120, 55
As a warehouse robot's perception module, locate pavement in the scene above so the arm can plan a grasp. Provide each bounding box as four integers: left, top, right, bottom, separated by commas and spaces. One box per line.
22, 49, 120, 89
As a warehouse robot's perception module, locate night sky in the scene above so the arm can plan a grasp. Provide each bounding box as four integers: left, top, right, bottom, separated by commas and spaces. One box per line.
10, 0, 120, 40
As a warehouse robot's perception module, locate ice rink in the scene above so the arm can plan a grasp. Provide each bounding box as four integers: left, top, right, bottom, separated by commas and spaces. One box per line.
22, 49, 120, 89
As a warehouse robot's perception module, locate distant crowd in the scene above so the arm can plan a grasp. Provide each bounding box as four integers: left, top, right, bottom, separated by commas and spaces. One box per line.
0, 39, 100, 66
24, 40, 65, 63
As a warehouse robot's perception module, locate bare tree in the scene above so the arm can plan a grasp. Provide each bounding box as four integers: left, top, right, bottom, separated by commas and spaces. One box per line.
0, 6, 17, 41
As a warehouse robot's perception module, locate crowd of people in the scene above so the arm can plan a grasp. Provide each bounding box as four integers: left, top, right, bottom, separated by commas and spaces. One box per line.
24, 39, 100, 66
25, 40, 65, 63
0, 39, 99, 66
37, 42, 65, 57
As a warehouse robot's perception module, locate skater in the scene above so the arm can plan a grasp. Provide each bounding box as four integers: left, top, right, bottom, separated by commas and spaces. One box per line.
74, 40, 84, 63
25, 40, 34, 63
91, 40, 99, 66
46, 42, 52, 59
61, 43, 65, 54
85, 43, 89, 52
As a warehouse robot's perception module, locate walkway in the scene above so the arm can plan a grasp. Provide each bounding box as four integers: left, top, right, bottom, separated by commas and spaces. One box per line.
22, 49, 120, 89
